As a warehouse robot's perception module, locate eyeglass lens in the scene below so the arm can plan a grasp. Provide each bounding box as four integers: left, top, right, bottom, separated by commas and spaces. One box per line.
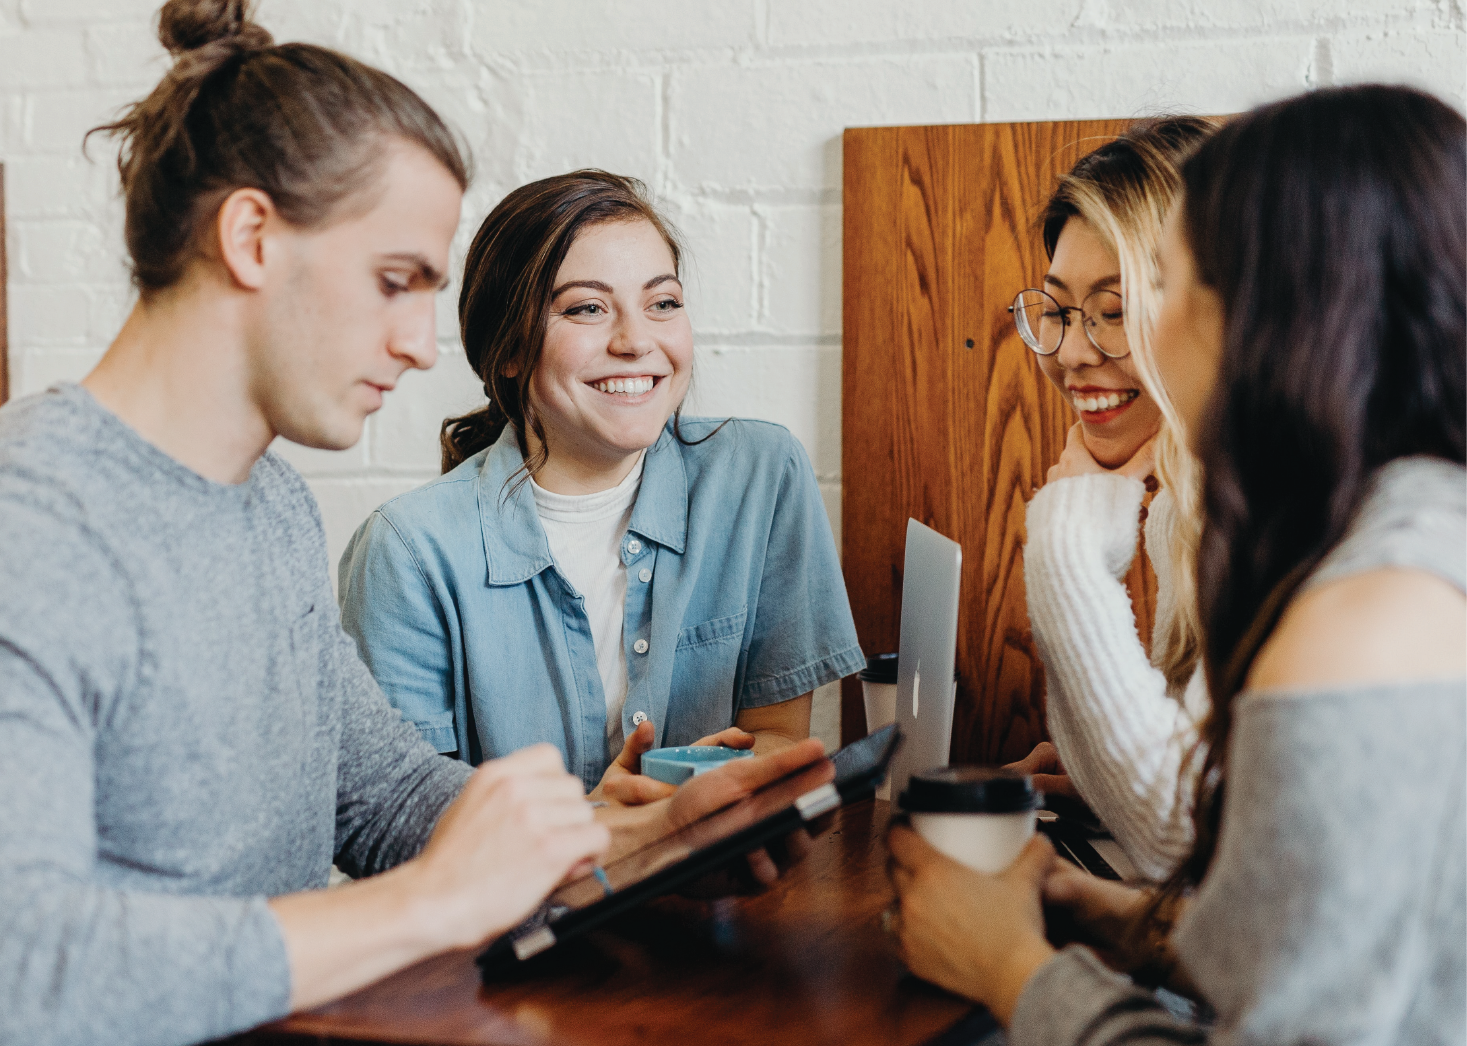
1011, 288, 1127, 358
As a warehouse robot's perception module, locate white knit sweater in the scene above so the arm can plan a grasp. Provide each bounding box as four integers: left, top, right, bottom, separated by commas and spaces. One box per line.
1024, 473, 1208, 881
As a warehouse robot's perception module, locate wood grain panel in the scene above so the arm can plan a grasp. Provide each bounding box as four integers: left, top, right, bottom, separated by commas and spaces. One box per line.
842, 119, 1157, 765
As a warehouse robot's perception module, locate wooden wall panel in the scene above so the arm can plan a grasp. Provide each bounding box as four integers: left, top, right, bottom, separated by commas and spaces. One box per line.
842, 119, 1156, 764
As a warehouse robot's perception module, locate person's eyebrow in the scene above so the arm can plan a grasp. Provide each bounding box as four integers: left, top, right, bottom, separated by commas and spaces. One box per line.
644, 273, 680, 291
1042, 273, 1121, 293
552, 279, 614, 299
381, 252, 449, 290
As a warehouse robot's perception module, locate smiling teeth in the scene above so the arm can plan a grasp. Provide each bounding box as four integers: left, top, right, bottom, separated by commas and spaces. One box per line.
594, 377, 655, 396
1074, 389, 1138, 413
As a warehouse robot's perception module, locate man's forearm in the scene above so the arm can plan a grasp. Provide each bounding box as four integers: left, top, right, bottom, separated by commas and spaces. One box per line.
268, 861, 448, 1012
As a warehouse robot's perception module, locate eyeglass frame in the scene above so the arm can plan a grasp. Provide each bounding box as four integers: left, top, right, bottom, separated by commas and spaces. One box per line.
1006, 287, 1131, 359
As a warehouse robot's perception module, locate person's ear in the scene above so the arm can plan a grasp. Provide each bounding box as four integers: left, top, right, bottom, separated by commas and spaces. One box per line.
214, 187, 276, 291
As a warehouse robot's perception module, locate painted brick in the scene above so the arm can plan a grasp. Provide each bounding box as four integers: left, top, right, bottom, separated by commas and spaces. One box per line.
5, 156, 117, 221
1082, 0, 1448, 33
12, 220, 124, 284
984, 36, 1316, 122
0, 29, 87, 89
1331, 29, 1467, 108
307, 477, 434, 587
686, 345, 842, 479
512, 69, 661, 185
84, 21, 165, 89
759, 203, 841, 337
665, 198, 757, 333
20, 0, 156, 22
28, 88, 136, 154
9, 284, 93, 345
670, 56, 976, 191
270, 437, 369, 480
265, 0, 470, 71
469, 0, 758, 55
768, 0, 1085, 47
367, 350, 486, 472
14, 346, 104, 398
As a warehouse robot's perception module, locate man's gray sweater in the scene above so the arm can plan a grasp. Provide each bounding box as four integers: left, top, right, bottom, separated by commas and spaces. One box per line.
0, 384, 472, 1046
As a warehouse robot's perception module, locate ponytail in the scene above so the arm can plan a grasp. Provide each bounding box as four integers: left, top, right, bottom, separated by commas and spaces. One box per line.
91, 0, 468, 296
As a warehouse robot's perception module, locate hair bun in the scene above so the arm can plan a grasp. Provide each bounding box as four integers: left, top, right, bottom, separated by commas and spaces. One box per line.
158, 0, 272, 56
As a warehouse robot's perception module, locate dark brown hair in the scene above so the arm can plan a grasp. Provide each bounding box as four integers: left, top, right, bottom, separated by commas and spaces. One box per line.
90, 0, 469, 296
442, 169, 703, 477
1156, 85, 1466, 927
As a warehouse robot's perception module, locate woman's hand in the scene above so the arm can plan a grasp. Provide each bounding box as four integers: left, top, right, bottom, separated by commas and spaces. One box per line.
887, 827, 1058, 1026
596, 737, 831, 889
1002, 741, 1082, 802
1047, 423, 1157, 484
1042, 858, 1148, 951
590, 722, 758, 807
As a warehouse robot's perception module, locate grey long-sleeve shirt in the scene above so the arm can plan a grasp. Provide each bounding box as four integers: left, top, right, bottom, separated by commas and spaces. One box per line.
0, 384, 472, 1046
1011, 456, 1467, 1045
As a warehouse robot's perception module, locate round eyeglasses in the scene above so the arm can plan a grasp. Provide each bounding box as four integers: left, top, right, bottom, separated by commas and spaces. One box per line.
1008, 288, 1129, 359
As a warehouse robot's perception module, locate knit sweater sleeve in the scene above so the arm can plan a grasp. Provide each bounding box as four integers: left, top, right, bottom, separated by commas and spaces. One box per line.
1024, 474, 1199, 881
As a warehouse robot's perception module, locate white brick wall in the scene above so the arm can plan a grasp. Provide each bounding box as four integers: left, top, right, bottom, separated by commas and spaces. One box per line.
2, 0, 1463, 744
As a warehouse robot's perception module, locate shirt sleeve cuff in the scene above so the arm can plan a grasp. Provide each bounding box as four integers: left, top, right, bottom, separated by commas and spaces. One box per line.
738, 643, 866, 709
1009, 945, 1195, 1046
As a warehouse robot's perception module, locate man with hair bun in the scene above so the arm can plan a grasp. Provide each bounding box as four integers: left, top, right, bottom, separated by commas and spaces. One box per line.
0, 3, 828, 1044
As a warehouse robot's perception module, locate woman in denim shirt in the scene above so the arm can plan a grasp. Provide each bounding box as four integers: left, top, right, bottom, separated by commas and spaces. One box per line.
339, 170, 863, 802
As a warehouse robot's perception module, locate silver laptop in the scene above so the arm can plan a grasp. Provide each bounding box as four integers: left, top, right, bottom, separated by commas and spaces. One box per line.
887, 519, 962, 802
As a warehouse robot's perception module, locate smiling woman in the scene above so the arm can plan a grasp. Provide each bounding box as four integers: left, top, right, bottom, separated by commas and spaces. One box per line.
338, 170, 864, 801
1006, 117, 1216, 883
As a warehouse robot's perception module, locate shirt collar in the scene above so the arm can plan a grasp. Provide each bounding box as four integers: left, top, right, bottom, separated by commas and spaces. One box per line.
476, 422, 689, 586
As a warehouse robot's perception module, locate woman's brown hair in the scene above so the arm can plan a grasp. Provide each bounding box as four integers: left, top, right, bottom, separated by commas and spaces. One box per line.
90, 0, 469, 296
442, 169, 697, 477
1125, 86, 1466, 985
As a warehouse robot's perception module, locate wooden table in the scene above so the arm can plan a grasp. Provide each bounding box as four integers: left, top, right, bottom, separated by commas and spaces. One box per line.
230, 800, 995, 1046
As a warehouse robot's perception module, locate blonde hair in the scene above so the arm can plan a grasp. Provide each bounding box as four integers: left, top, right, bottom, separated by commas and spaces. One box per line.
1041, 118, 1215, 693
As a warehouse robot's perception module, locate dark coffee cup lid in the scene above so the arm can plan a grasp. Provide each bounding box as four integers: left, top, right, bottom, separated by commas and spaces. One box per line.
857, 652, 958, 685
857, 652, 899, 684
898, 766, 1041, 814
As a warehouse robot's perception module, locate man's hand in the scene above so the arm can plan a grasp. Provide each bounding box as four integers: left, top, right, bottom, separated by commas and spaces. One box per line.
1047, 423, 1157, 484
1002, 741, 1082, 802
405, 744, 609, 950
269, 744, 607, 1011
590, 721, 758, 807
887, 827, 1058, 1026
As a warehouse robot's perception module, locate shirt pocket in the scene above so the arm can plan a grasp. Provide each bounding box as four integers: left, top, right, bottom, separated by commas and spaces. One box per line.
671, 608, 748, 724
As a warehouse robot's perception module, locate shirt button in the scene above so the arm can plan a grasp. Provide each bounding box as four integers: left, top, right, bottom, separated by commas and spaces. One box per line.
633, 638, 649, 654
626, 538, 642, 555
631, 710, 648, 726
638, 567, 652, 583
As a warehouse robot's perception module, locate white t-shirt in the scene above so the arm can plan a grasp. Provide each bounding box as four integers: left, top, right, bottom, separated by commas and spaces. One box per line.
531, 454, 645, 756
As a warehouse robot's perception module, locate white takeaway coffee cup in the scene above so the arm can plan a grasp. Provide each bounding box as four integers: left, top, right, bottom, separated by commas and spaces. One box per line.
899, 766, 1043, 874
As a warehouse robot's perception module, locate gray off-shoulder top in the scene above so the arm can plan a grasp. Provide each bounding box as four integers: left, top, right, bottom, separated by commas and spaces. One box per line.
1011, 455, 1467, 1046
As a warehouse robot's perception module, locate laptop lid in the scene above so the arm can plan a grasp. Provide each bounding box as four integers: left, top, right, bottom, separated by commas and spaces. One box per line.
887, 519, 962, 802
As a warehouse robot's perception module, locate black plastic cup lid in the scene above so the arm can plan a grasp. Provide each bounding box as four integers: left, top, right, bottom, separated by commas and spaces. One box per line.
898, 766, 1042, 814
857, 652, 899, 684
857, 652, 959, 685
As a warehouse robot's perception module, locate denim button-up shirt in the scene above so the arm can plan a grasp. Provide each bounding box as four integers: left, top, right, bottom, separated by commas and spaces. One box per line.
338, 418, 863, 790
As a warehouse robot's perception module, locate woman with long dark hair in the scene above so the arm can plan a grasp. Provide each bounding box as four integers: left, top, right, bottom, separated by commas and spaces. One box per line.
339, 171, 863, 802
888, 84, 1465, 1043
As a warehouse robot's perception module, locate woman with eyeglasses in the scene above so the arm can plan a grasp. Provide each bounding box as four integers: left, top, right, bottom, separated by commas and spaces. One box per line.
1005, 117, 1215, 882
889, 83, 1465, 1044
